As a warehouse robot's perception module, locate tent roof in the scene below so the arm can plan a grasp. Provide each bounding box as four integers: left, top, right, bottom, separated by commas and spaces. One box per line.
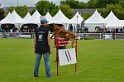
0, 12, 11, 24
22, 10, 41, 24
50, 10, 70, 23
1, 10, 24, 24
10, 10, 24, 23
106, 20, 124, 28
106, 22, 123, 28
105, 11, 119, 21
105, 11, 124, 28
32, 10, 41, 17
69, 12, 84, 24
23, 12, 31, 20
85, 10, 105, 23
44, 12, 53, 23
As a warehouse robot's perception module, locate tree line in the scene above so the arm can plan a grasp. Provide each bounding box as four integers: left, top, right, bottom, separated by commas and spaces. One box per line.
0, 0, 124, 20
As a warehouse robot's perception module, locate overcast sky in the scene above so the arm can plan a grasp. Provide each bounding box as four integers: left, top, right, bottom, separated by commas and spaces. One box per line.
0, 0, 89, 8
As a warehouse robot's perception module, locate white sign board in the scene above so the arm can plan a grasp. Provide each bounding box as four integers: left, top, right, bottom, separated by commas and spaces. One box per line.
58, 48, 77, 66
19, 35, 31, 38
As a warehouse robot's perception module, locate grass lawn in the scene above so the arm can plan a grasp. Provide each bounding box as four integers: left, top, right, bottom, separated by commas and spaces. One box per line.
0, 38, 124, 82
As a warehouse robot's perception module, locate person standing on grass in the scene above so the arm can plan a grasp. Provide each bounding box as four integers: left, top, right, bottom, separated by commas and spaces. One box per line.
34, 18, 52, 78
112, 28, 115, 40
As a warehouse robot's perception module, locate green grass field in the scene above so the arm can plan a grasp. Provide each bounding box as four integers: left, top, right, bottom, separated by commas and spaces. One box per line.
0, 38, 124, 82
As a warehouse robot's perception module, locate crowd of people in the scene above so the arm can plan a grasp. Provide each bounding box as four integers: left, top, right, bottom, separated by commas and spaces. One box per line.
21, 24, 38, 33
21, 27, 35, 33
1, 27, 20, 38
95, 27, 124, 33
0, 24, 38, 38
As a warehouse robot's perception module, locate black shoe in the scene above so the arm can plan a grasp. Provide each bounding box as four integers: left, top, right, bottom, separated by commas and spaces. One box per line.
34, 75, 38, 77
47, 76, 52, 78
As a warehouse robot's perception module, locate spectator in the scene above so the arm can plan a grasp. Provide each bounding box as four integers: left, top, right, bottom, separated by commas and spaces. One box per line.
112, 28, 115, 40
68, 24, 73, 32
10, 29, 13, 37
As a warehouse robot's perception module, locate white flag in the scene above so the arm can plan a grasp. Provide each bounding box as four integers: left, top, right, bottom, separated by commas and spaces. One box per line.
58, 48, 77, 66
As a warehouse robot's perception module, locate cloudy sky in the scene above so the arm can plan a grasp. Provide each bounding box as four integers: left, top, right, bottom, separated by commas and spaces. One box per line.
0, 0, 89, 7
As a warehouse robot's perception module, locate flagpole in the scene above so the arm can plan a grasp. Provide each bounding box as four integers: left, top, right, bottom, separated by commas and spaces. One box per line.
17, 0, 19, 6
76, 15, 79, 33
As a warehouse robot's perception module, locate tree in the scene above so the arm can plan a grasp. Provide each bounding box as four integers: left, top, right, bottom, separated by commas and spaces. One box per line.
87, 0, 120, 8
60, 0, 87, 9
36, 0, 58, 16
61, 0, 78, 8
78, 2, 87, 9
7, 6, 15, 13
113, 4, 124, 20
15, 6, 28, 18
0, 8, 5, 20
98, 8, 110, 18
7, 6, 28, 18
119, 0, 124, 8
87, 0, 98, 8
81, 12, 92, 20
59, 4, 74, 19
96, 0, 120, 8
50, 8, 59, 17
114, 9, 124, 20
29, 9, 36, 15
50, 4, 73, 19
98, 4, 124, 20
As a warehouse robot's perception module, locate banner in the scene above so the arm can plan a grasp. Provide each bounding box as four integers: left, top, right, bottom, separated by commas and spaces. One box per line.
58, 48, 77, 66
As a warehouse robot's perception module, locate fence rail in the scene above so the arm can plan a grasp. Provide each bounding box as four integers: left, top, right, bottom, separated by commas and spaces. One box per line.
0, 32, 124, 40
0, 32, 35, 38
76, 33, 124, 40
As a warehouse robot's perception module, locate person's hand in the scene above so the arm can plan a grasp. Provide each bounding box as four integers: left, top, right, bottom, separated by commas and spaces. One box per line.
34, 49, 36, 54
50, 49, 52, 54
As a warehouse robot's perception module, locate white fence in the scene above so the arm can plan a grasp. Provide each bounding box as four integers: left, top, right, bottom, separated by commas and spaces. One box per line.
76, 33, 124, 40
0, 32, 35, 38
0, 32, 124, 40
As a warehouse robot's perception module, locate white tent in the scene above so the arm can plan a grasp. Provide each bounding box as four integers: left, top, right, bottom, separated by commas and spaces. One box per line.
105, 11, 119, 21
50, 10, 70, 24
69, 12, 84, 24
104, 11, 124, 28
10, 10, 24, 23
85, 10, 104, 24
23, 12, 31, 20
44, 12, 53, 23
85, 10, 105, 32
22, 10, 41, 24
0, 12, 12, 24
105, 20, 124, 28
1, 10, 24, 24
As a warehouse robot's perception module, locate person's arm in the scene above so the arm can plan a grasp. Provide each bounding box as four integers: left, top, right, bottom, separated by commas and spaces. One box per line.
48, 31, 52, 54
34, 35, 36, 54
